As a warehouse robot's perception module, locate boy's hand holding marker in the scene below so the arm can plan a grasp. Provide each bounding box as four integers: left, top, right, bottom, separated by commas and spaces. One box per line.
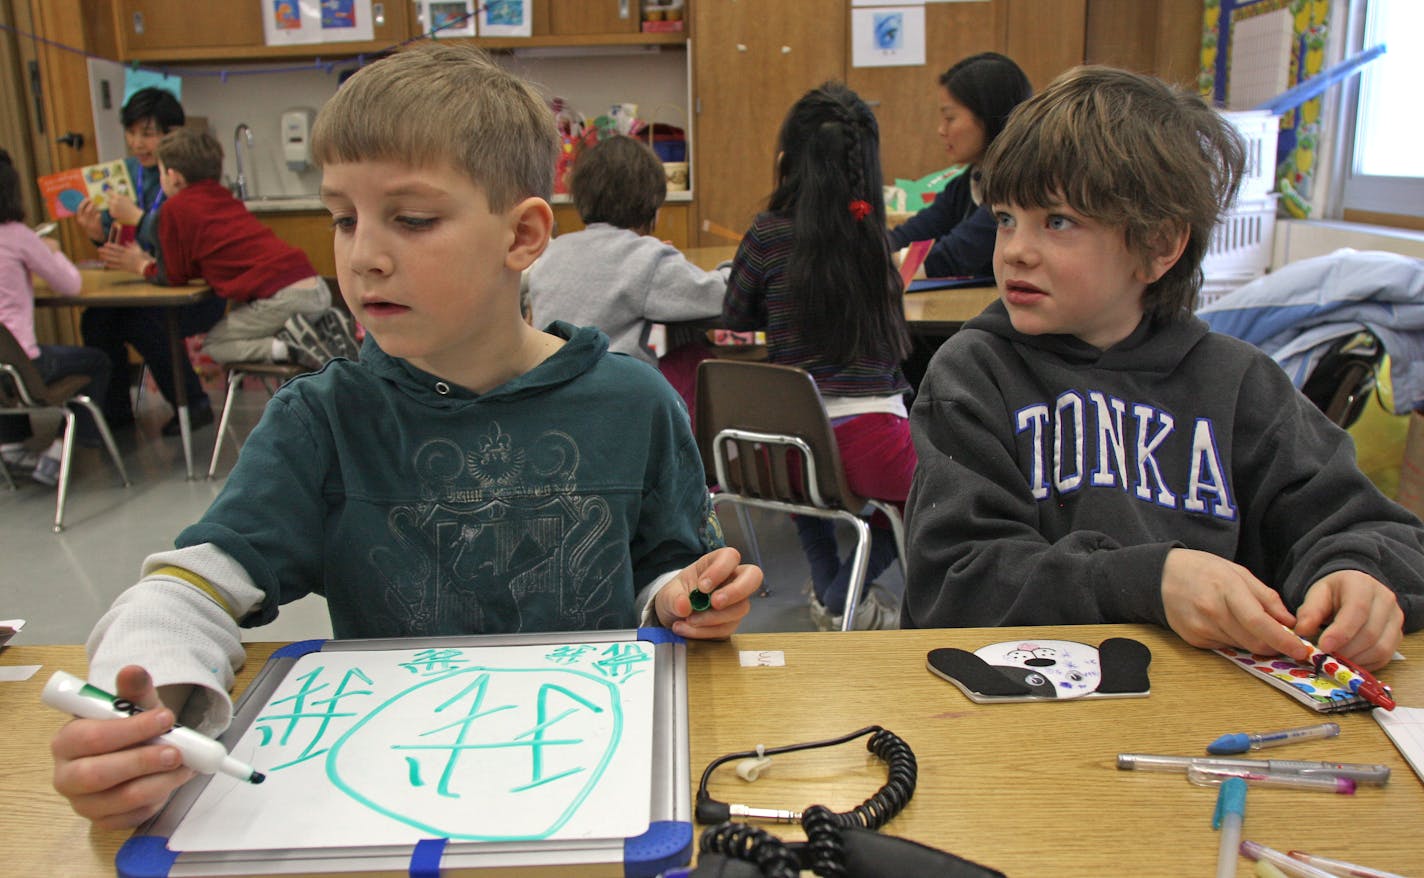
655, 546, 760, 639
50, 666, 196, 830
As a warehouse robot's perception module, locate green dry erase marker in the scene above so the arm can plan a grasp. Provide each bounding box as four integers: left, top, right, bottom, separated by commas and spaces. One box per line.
688, 589, 713, 612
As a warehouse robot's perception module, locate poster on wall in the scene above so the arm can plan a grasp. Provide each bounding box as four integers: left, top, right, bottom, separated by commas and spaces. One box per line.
420, 0, 477, 37
478, 0, 532, 38
850, 5, 926, 68
263, 0, 323, 45
1199, 0, 1332, 218
320, 0, 375, 42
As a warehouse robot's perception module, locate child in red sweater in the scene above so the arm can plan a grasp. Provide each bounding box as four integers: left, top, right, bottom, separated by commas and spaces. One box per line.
101, 129, 354, 372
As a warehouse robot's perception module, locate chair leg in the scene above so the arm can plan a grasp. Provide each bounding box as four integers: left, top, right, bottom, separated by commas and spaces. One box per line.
867, 500, 908, 569
0, 455, 14, 490
73, 396, 130, 487
838, 512, 873, 632
52, 409, 79, 533
208, 369, 244, 479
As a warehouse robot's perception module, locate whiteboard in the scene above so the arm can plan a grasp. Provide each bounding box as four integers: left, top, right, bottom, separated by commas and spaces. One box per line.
128, 630, 689, 876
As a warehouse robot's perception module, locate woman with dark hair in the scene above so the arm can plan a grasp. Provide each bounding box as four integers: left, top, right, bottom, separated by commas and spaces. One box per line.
889, 52, 1032, 278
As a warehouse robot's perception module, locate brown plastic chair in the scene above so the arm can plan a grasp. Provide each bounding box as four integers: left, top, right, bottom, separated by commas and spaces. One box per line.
207, 277, 355, 478
0, 323, 130, 532
694, 359, 906, 630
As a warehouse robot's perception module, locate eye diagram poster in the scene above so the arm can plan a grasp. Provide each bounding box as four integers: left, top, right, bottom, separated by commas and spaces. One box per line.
851, 5, 927, 68
168, 641, 655, 852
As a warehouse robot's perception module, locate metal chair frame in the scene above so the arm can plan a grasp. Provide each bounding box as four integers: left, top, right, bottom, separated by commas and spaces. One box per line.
695, 360, 906, 630
0, 330, 130, 532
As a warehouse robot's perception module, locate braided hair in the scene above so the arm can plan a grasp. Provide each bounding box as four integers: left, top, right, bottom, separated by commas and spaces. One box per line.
768, 82, 909, 366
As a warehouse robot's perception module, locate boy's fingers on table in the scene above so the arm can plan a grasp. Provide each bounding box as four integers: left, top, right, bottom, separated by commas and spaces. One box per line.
71, 765, 193, 829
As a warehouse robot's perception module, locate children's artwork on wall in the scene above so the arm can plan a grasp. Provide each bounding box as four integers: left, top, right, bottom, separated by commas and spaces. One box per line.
421, 0, 476, 37
264, 0, 323, 45
478, 0, 532, 38
320, 0, 374, 42
262, 0, 373, 45
1199, 0, 1332, 218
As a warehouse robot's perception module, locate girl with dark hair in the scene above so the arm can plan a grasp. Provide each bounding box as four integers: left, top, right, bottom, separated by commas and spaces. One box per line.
889, 52, 1032, 278
0, 148, 112, 485
723, 82, 914, 630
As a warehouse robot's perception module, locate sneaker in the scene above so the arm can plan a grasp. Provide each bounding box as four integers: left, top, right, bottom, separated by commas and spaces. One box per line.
828, 583, 901, 631
161, 399, 215, 437
808, 595, 835, 631
31, 453, 60, 487
1, 445, 39, 472
310, 308, 360, 360
276, 313, 333, 370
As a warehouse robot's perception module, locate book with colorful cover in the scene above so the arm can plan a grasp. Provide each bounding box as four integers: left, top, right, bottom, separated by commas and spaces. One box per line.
1214, 646, 1387, 713
37, 159, 134, 220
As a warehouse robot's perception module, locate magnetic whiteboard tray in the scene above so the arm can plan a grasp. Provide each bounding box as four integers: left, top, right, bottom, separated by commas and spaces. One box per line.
121, 628, 690, 877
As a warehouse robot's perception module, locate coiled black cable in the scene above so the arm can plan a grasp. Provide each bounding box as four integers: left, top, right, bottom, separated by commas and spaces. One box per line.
699, 822, 800, 878
697, 725, 917, 877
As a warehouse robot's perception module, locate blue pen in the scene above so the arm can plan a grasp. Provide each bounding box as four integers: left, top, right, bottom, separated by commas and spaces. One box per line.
1207, 721, 1340, 755
1212, 778, 1247, 878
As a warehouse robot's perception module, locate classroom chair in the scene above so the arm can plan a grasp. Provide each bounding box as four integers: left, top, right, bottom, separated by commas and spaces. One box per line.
694, 359, 907, 631
207, 278, 358, 478
0, 322, 130, 532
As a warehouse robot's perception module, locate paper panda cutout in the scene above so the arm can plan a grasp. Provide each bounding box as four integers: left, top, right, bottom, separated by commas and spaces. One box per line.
927, 638, 1152, 703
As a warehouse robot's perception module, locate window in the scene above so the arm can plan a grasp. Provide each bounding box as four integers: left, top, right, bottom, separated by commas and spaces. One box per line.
1340, 0, 1424, 217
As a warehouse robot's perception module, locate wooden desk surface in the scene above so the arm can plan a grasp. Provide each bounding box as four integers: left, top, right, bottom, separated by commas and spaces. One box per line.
33, 267, 211, 309
5, 626, 1421, 876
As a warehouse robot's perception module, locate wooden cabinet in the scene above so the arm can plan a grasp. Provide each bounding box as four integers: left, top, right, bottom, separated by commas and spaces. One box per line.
693, 0, 1091, 246
552, 203, 693, 252
252, 211, 336, 277
692, 0, 845, 245
110, 0, 410, 61
539, 0, 641, 36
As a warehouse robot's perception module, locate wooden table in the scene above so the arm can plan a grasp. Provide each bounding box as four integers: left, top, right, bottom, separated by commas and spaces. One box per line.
34, 268, 215, 480
4, 625, 1422, 876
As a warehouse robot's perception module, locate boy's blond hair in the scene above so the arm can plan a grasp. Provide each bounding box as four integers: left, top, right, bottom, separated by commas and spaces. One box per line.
982, 66, 1245, 319
156, 128, 224, 184
311, 42, 557, 210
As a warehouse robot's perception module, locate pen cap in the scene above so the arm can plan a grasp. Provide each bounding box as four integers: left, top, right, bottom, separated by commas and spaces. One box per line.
1212, 777, 1247, 828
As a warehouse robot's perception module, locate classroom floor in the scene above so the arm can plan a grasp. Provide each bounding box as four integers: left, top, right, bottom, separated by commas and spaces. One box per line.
1, 372, 904, 646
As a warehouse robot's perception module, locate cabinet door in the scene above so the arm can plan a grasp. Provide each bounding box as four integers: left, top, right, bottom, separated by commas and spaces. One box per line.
545, 0, 641, 36
117, 0, 263, 51
692, 0, 845, 245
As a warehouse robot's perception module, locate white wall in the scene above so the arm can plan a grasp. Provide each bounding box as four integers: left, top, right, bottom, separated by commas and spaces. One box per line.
177, 46, 690, 199
1272, 218, 1424, 267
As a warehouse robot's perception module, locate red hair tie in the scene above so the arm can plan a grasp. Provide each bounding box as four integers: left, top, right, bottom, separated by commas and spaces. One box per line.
848, 199, 873, 221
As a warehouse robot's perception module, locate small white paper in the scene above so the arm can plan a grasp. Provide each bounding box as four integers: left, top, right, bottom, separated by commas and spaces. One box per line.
1375, 706, 1424, 785
0, 665, 41, 682
739, 650, 785, 668
851, 7, 926, 69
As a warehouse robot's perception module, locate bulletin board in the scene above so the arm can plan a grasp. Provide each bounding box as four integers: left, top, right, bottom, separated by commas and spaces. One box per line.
117, 629, 691, 877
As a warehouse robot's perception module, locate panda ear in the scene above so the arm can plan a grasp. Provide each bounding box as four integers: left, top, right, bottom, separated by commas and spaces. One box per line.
927, 648, 1035, 698
1095, 638, 1153, 695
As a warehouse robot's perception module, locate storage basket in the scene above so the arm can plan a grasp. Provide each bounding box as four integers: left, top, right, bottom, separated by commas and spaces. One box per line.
1218, 110, 1279, 201
1203, 193, 1277, 280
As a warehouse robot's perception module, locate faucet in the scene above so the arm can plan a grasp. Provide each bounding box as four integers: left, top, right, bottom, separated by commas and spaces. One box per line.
234, 123, 254, 200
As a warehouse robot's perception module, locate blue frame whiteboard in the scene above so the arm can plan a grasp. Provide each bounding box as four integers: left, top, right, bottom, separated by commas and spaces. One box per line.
118, 628, 690, 877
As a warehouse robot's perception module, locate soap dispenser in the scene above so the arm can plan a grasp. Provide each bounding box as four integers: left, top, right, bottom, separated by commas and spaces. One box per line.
280, 108, 317, 172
